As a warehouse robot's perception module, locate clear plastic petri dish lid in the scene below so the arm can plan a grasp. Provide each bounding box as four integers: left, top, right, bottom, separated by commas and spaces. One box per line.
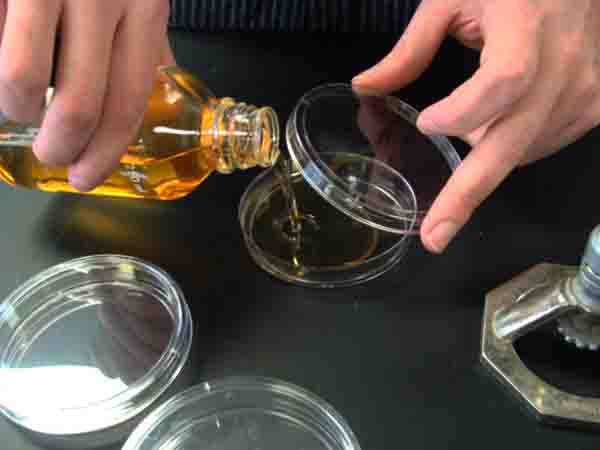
286, 83, 461, 234
123, 376, 361, 450
0, 255, 193, 448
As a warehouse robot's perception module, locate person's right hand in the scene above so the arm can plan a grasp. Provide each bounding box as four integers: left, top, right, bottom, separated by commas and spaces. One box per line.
353, 0, 600, 254
0, 0, 174, 191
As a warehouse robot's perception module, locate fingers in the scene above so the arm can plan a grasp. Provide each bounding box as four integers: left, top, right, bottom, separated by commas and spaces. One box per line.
32, 2, 119, 165
420, 76, 559, 253
352, 0, 456, 93
420, 119, 526, 253
417, 10, 541, 137
68, 1, 169, 190
416, 58, 537, 137
420, 26, 561, 254
0, 0, 61, 123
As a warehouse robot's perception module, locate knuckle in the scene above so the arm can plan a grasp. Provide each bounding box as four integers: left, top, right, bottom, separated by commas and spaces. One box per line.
0, 63, 46, 101
493, 61, 534, 96
502, 63, 531, 86
54, 98, 101, 134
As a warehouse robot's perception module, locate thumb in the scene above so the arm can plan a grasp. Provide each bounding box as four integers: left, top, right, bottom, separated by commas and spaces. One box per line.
352, 0, 455, 93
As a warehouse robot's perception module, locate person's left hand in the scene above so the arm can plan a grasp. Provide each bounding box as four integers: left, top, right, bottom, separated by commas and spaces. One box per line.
353, 0, 600, 253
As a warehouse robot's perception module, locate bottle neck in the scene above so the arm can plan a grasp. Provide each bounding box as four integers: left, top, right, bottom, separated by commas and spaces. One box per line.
203, 98, 281, 174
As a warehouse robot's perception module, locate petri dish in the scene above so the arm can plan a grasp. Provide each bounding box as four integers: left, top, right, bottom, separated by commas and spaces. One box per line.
239, 165, 415, 287
0, 255, 193, 448
123, 376, 361, 450
287, 83, 461, 231
239, 83, 461, 287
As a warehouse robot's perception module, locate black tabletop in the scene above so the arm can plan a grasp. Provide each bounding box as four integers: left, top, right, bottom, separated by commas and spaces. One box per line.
2, 31, 600, 450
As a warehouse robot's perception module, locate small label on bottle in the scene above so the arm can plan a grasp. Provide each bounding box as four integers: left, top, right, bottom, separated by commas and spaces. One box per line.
0, 128, 40, 147
119, 165, 148, 193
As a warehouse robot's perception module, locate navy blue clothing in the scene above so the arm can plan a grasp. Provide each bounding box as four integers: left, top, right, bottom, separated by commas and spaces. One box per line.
168, 0, 421, 33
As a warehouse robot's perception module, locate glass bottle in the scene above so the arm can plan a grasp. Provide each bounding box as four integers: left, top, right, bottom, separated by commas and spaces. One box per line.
0, 66, 280, 200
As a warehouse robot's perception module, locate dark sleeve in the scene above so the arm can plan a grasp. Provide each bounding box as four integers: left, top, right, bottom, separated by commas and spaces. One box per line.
168, 0, 421, 33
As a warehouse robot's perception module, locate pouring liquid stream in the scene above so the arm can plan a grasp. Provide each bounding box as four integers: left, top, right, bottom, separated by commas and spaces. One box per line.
254, 154, 380, 270
273, 158, 303, 237
272, 157, 317, 267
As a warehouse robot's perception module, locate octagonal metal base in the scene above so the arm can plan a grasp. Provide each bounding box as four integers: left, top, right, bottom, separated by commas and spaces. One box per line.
481, 263, 600, 430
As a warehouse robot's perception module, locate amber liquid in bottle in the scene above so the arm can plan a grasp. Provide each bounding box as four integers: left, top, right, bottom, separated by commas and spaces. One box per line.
0, 66, 279, 200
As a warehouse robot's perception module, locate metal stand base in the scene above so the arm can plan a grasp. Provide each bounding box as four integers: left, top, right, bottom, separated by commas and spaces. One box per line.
480, 263, 600, 429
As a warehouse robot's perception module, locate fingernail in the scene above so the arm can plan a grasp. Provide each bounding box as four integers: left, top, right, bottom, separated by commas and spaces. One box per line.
417, 116, 442, 135
352, 63, 382, 85
69, 174, 94, 192
351, 84, 384, 98
352, 72, 369, 85
352, 74, 389, 98
426, 220, 460, 253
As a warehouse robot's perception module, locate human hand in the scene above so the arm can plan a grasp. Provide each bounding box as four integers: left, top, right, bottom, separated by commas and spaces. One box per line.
353, 0, 600, 253
0, 0, 174, 191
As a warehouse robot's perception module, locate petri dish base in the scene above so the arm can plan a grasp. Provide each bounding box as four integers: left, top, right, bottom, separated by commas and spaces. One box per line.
123, 377, 361, 450
0, 255, 193, 448
239, 163, 415, 288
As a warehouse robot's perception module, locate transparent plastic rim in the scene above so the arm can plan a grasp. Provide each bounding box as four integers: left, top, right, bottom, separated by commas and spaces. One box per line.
0, 254, 193, 436
123, 376, 362, 450
238, 168, 414, 288
286, 83, 461, 232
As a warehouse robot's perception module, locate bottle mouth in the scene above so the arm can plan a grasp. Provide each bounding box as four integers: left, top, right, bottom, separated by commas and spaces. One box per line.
254, 106, 281, 168
212, 101, 281, 174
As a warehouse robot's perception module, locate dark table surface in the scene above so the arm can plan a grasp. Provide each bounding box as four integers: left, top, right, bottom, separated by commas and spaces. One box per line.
2, 31, 600, 450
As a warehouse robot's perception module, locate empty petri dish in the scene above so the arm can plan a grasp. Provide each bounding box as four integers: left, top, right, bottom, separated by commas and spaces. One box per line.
239, 83, 461, 287
123, 376, 361, 450
0, 255, 193, 448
